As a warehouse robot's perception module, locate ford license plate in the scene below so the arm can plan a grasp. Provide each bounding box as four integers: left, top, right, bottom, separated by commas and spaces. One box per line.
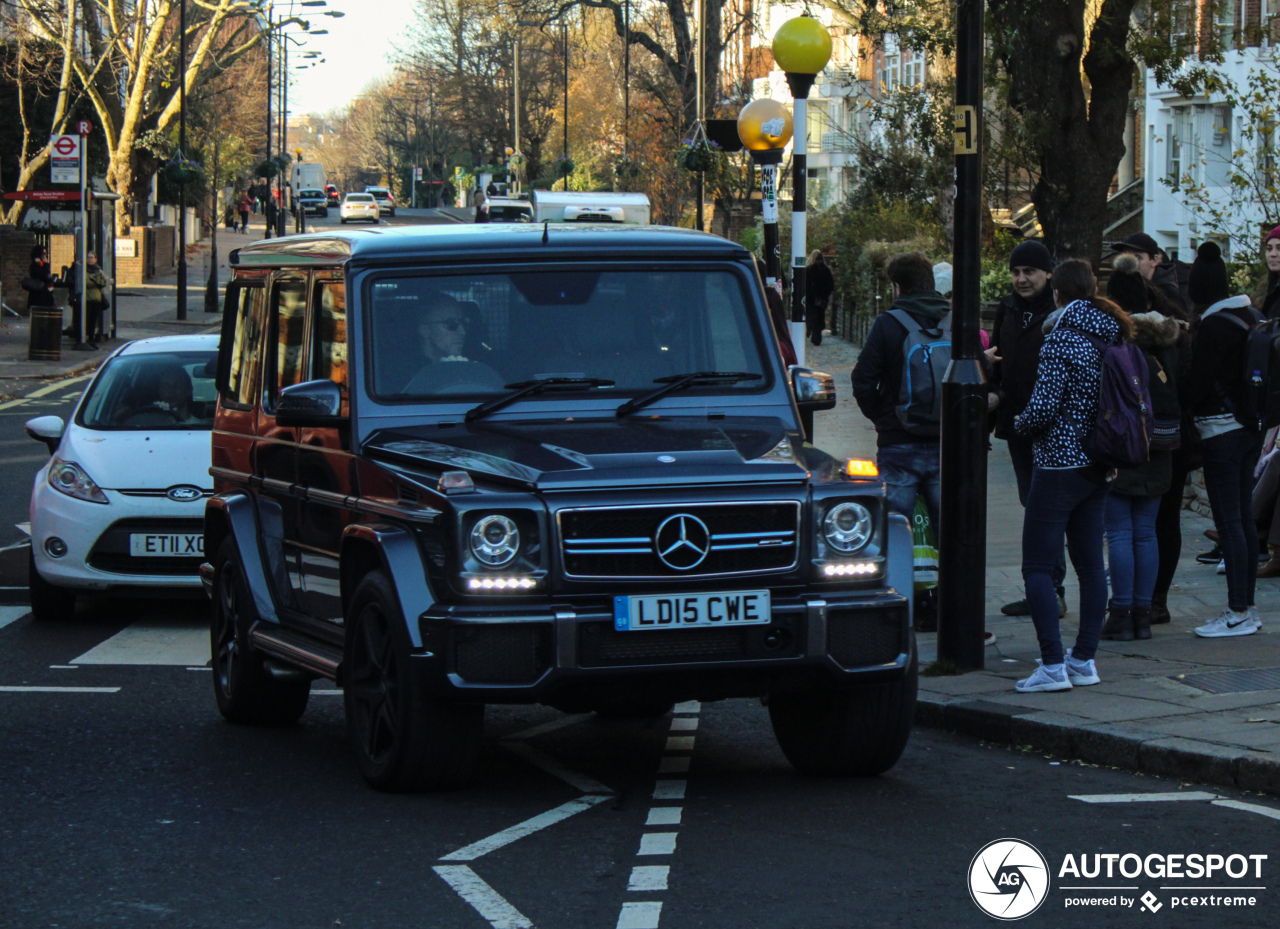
129, 533, 203, 557
614, 590, 770, 631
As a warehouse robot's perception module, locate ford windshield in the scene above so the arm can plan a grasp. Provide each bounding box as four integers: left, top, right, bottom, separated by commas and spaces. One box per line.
366, 268, 770, 401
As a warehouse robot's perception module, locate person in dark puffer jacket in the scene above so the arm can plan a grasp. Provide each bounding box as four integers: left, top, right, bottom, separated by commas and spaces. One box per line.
1012, 259, 1134, 693
1187, 241, 1264, 638
1100, 307, 1183, 642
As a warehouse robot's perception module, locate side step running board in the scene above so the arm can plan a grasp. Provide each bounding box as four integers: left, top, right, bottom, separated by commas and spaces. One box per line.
251, 625, 343, 682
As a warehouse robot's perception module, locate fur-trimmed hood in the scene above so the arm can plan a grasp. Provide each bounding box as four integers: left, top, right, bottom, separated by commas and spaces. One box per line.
1128, 311, 1184, 350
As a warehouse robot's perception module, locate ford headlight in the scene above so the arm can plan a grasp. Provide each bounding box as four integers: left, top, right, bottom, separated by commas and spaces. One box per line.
47, 457, 109, 504
823, 502, 872, 554
469, 514, 520, 567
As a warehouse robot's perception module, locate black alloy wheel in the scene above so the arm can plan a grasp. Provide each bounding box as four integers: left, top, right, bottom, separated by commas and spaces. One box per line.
210, 538, 310, 725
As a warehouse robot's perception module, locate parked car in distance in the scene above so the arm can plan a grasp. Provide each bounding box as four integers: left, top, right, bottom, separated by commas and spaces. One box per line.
296, 188, 328, 217
364, 186, 396, 217
325, 184, 340, 206
26, 334, 219, 621
206, 224, 915, 793
486, 196, 533, 223
340, 192, 379, 224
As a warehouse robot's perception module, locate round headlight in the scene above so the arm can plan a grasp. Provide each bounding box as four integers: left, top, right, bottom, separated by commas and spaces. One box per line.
823, 502, 872, 554
470, 514, 520, 567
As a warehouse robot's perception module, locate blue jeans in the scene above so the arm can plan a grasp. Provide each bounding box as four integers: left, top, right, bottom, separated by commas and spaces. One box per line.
878, 442, 941, 542
1008, 435, 1067, 596
1105, 492, 1162, 608
1022, 467, 1110, 664
1202, 429, 1263, 612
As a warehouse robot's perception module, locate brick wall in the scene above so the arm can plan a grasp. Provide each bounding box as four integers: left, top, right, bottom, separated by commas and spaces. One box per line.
49, 234, 77, 277
115, 230, 146, 286
0, 226, 37, 313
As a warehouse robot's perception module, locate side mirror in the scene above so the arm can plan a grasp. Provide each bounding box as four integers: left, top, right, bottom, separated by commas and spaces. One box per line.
25, 415, 66, 455
276, 379, 344, 427
790, 366, 837, 413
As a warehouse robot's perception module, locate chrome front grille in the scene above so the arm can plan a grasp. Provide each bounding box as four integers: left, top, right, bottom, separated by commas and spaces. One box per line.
558, 501, 801, 579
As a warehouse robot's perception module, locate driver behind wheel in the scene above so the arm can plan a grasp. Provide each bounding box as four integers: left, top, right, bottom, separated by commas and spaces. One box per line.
401, 294, 503, 394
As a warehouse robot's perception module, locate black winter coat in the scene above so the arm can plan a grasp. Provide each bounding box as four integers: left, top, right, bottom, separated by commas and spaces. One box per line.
26, 259, 56, 310
991, 285, 1056, 439
1112, 312, 1184, 497
1188, 295, 1257, 422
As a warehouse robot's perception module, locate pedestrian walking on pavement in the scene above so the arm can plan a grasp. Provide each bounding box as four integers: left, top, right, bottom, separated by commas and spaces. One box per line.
990, 240, 1068, 619
1186, 241, 1265, 638
238, 192, 252, 234
1101, 258, 1185, 642
1013, 259, 1132, 693
806, 250, 834, 346
1109, 232, 1192, 316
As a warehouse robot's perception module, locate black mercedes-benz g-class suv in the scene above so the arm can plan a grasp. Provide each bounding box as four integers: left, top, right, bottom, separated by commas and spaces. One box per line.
204, 224, 916, 791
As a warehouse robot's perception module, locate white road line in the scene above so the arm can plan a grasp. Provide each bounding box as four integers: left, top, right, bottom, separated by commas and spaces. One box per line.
71, 619, 209, 666
49, 665, 77, 670
500, 714, 590, 742
664, 736, 695, 751
1211, 799, 1280, 821
637, 833, 677, 856
440, 795, 611, 861
433, 865, 534, 929
1069, 792, 1220, 803
627, 866, 670, 892
0, 537, 33, 553
16, 522, 31, 536
0, 686, 120, 693
657, 757, 690, 774
0, 606, 30, 629
616, 901, 662, 929
645, 808, 682, 826
653, 780, 685, 800
672, 700, 700, 714
313, 689, 342, 695
502, 741, 614, 795
669, 717, 698, 731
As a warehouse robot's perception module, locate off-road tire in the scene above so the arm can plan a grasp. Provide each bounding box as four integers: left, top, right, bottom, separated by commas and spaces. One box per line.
344, 570, 482, 791
27, 549, 76, 621
210, 538, 310, 725
768, 649, 917, 777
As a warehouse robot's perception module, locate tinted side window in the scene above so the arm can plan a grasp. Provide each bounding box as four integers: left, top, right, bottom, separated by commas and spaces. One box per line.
313, 280, 348, 411
269, 278, 308, 405
222, 285, 265, 408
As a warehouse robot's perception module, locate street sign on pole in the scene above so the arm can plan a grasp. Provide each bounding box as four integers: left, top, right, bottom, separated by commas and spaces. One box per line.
77, 120, 94, 137
50, 134, 80, 184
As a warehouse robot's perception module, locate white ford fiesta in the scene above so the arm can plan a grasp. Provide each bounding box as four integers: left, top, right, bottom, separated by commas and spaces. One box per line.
25, 334, 219, 620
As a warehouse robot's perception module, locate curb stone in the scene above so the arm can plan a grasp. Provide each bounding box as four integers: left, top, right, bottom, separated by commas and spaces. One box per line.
915, 695, 1280, 796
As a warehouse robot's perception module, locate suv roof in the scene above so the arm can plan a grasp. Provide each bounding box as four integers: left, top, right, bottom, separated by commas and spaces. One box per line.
231, 224, 747, 267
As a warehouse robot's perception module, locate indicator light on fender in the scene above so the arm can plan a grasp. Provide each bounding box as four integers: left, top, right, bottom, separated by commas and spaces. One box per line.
845, 459, 878, 478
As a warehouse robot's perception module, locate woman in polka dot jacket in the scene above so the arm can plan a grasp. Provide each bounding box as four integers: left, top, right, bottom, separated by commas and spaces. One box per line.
1011, 259, 1135, 693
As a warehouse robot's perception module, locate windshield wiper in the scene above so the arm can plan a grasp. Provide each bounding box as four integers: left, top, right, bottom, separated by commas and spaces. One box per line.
615, 371, 763, 418
465, 378, 615, 423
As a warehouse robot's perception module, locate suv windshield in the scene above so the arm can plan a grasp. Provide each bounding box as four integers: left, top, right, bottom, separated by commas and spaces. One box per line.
300, 189, 324, 198
367, 268, 768, 400
78, 350, 218, 430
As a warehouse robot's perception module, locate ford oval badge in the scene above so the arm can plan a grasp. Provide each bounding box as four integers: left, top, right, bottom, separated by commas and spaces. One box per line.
166, 485, 203, 502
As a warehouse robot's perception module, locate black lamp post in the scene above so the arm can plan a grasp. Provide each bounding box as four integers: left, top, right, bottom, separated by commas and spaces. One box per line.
176, 0, 188, 320
562, 20, 569, 189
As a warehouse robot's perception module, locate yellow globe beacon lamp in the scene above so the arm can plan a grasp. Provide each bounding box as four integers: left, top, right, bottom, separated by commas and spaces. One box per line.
772, 15, 832, 353
737, 99, 793, 308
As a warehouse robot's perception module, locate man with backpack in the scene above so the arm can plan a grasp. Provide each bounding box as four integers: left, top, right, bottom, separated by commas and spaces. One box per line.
1186, 241, 1269, 637
851, 250, 949, 569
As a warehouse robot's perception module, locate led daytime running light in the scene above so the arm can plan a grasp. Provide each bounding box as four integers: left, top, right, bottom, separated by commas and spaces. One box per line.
466, 576, 539, 591
822, 562, 879, 577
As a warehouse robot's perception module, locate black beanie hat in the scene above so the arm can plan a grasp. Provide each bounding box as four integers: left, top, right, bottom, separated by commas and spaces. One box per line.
1106, 255, 1148, 316
1188, 241, 1230, 306
1008, 239, 1054, 274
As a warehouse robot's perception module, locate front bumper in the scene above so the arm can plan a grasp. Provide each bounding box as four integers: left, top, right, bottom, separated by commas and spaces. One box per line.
413, 590, 912, 705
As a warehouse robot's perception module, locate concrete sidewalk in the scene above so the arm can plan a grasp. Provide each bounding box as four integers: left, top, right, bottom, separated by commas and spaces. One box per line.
807, 334, 1280, 795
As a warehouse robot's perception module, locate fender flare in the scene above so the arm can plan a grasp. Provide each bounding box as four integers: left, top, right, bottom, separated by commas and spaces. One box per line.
885, 511, 914, 628
341, 523, 437, 650
204, 492, 280, 625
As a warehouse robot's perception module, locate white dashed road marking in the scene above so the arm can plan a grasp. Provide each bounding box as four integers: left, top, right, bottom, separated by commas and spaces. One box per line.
0, 606, 29, 629
70, 618, 208, 666
0, 686, 120, 693
616, 901, 663, 929
1072, 791, 1280, 822
433, 866, 533, 929
439, 796, 611, 861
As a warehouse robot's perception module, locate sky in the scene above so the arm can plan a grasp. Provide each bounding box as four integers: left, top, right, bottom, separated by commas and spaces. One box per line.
286, 0, 419, 117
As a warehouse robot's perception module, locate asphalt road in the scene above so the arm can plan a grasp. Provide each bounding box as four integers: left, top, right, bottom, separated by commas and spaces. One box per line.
1, 206, 1277, 927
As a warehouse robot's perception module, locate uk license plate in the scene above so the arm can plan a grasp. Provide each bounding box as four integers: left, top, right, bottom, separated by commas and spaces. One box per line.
614, 590, 770, 631
129, 533, 203, 557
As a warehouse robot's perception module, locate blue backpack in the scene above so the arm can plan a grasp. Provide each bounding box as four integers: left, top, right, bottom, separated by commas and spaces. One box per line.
1076, 331, 1153, 469
889, 309, 951, 436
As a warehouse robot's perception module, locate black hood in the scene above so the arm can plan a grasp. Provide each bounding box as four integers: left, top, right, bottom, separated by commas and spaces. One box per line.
363, 416, 815, 490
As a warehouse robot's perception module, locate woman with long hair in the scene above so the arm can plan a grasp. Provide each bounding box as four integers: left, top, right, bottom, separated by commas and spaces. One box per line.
1012, 259, 1134, 692
1261, 226, 1280, 320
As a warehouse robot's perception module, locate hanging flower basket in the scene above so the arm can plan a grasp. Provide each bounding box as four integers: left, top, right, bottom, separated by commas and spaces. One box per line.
253, 159, 280, 178
615, 157, 640, 178
163, 158, 204, 185
555, 157, 575, 177
683, 142, 715, 172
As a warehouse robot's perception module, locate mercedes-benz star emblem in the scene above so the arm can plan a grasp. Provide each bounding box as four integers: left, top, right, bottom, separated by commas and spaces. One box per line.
654, 514, 711, 570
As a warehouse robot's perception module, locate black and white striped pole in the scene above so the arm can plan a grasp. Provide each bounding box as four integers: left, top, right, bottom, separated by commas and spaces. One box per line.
737, 98, 793, 293
772, 16, 831, 365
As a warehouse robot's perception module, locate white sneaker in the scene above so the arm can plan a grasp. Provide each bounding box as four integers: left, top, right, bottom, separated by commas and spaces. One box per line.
1064, 649, 1101, 686
1015, 660, 1073, 692
1195, 608, 1258, 638
1248, 606, 1263, 630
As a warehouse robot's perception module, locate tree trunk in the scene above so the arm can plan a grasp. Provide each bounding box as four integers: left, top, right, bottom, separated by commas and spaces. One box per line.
989, 0, 1138, 262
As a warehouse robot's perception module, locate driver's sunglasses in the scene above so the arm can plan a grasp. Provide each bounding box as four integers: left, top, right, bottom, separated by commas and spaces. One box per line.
431, 318, 469, 331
